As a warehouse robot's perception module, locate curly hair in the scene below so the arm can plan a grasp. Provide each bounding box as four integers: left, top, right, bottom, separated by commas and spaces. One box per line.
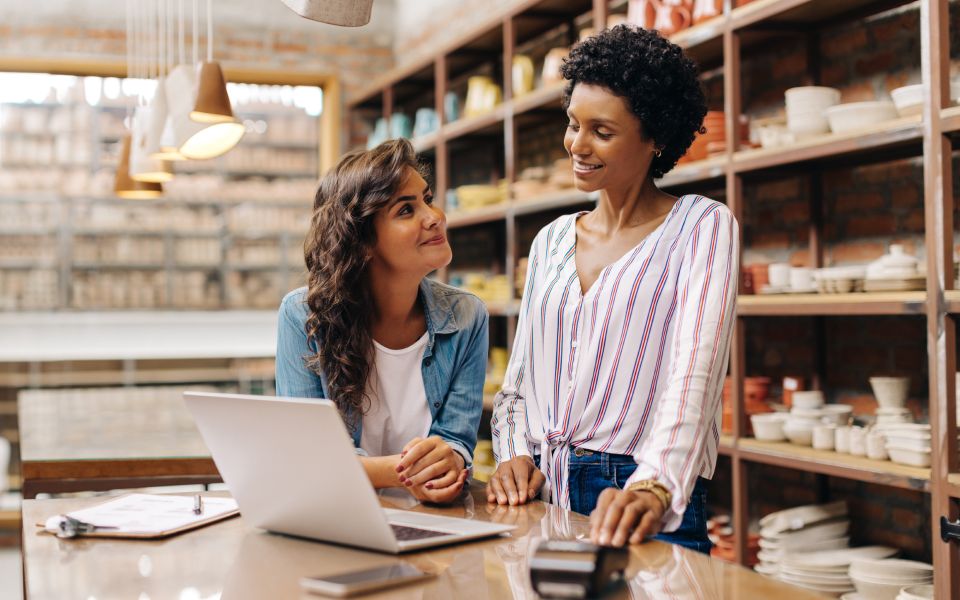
560, 24, 708, 179
303, 138, 424, 429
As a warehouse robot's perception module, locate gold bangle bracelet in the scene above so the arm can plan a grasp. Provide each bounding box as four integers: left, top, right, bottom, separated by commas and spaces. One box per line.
625, 480, 672, 512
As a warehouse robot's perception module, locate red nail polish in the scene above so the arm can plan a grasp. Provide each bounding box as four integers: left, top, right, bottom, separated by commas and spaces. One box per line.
425, 482, 433, 489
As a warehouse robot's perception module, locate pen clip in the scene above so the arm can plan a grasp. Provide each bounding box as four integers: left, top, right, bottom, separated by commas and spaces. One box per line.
56, 515, 117, 539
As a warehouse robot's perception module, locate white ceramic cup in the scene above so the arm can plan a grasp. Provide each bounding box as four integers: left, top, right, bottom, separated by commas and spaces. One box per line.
866, 432, 889, 461
789, 267, 813, 291
813, 424, 836, 450
849, 427, 867, 456
768, 262, 791, 287
835, 426, 851, 453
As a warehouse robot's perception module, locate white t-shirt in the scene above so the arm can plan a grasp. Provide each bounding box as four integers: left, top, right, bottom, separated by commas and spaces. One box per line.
360, 332, 432, 456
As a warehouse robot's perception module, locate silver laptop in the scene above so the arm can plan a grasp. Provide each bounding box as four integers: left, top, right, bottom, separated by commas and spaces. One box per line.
184, 391, 514, 553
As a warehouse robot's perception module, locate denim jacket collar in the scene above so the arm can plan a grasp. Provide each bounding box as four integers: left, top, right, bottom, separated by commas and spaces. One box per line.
419, 278, 461, 339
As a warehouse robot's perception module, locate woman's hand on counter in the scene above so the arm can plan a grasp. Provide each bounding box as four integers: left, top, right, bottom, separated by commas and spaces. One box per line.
408, 468, 468, 504
486, 456, 545, 505
397, 436, 465, 489
589, 488, 664, 547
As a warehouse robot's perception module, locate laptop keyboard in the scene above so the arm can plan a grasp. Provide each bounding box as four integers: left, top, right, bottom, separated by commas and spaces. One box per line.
391, 524, 451, 541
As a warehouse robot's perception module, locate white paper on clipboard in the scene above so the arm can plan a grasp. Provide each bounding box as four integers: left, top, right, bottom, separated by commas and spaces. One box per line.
42, 494, 239, 538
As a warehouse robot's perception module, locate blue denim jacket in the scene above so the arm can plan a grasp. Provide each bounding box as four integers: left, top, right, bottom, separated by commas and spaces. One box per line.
275, 278, 488, 468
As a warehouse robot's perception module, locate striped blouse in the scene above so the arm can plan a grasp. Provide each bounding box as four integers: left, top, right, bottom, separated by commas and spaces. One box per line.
491, 194, 739, 532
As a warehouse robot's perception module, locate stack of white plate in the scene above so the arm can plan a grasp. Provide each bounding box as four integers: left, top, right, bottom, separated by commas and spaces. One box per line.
754, 501, 850, 576
849, 558, 932, 600
776, 546, 898, 596
896, 584, 934, 600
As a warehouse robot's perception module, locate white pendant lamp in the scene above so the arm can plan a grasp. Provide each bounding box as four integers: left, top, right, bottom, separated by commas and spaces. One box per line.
117, 0, 163, 198
130, 106, 174, 182
279, 0, 373, 26
147, 0, 184, 161
167, 0, 243, 160
129, 0, 174, 182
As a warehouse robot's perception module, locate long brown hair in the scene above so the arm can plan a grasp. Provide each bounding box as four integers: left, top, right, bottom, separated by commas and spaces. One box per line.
303, 138, 422, 428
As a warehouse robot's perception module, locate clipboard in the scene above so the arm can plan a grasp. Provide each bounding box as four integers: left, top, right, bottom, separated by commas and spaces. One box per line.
39, 493, 240, 539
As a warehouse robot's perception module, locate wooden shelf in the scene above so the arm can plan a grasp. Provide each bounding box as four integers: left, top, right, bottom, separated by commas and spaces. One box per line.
0, 510, 19, 532
947, 473, 960, 498
737, 292, 927, 316
941, 105, 960, 135
732, 116, 922, 174
719, 435, 735, 456
511, 83, 565, 116
730, 0, 907, 31
945, 291, 960, 314
447, 203, 509, 228
442, 107, 507, 143
513, 189, 597, 216
485, 300, 521, 317
738, 438, 930, 492
659, 155, 727, 188
411, 131, 440, 154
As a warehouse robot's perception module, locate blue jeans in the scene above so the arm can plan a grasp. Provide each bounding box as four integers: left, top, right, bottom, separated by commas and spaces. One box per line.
538, 449, 712, 554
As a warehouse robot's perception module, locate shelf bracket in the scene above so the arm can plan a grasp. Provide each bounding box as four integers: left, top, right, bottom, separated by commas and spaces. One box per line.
940, 516, 960, 544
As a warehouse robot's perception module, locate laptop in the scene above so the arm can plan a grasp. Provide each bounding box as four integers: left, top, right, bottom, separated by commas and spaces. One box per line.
183, 391, 514, 553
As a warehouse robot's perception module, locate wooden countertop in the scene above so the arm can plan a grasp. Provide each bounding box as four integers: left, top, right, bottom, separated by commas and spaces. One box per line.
21, 486, 826, 599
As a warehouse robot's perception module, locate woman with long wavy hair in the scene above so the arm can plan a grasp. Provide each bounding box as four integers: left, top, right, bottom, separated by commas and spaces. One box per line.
276, 139, 489, 504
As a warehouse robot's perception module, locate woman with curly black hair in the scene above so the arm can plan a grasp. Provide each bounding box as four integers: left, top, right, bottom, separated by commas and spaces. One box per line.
488, 25, 739, 553
276, 139, 488, 504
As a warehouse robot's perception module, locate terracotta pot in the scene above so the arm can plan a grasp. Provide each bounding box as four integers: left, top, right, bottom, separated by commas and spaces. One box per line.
651, 0, 691, 36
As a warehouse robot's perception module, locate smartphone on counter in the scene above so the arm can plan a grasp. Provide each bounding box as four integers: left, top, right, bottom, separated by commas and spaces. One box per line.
299, 563, 434, 597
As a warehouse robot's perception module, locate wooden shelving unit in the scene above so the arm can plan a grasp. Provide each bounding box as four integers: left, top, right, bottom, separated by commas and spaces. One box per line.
737, 439, 930, 492
347, 0, 960, 595
737, 292, 928, 316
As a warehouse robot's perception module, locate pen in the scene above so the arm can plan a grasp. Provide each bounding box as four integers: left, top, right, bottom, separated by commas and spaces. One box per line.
194, 494, 203, 515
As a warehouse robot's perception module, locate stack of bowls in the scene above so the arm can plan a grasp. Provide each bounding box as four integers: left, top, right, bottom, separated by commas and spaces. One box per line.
782, 391, 853, 446
825, 101, 898, 134
775, 546, 898, 596
755, 501, 851, 577
849, 558, 933, 600
874, 423, 941, 468
785, 86, 841, 139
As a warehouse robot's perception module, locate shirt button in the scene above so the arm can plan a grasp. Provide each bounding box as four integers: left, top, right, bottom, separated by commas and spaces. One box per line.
572, 341, 578, 348
424, 358, 432, 367
434, 402, 440, 408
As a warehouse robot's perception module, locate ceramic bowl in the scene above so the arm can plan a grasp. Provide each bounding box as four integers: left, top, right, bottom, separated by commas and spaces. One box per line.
891, 83, 960, 117
825, 101, 898, 134
792, 390, 825, 409
784, 420, 815, 446
820, 404, 854, 426
886, 445, 931, 467
870, 376, 909, 409
751, 413, 788, 442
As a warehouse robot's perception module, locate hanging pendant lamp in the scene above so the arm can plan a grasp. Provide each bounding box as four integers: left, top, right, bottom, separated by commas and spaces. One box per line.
190, 61, 235, 123
115, 134, 164, 199
130, 106, 174, 182
166, 0, 244, 160
147, 76, 185, 160
279, 0, 373, 26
